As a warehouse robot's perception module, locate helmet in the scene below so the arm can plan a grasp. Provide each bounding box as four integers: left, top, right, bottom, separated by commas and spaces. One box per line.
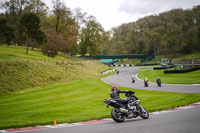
111, 86, 118, 91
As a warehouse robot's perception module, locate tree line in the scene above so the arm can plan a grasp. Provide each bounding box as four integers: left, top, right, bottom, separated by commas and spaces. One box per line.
0, 1, 200, 57
108, 6, 200, 57
0, 0, 109, 57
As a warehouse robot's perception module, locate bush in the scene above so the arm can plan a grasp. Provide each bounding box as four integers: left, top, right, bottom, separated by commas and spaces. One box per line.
41, 44, 58, 57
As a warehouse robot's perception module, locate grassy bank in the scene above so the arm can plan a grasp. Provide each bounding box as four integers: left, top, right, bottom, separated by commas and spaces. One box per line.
138, 69, 200, 84
0, 45, 110, 95
0, 78, 200, 129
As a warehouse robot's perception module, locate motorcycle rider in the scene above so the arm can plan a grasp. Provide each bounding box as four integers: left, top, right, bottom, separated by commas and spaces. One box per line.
156, 78, 161, 87
132, 75, 135, 83
110, 86, 137, 112
144, 77, 148, 87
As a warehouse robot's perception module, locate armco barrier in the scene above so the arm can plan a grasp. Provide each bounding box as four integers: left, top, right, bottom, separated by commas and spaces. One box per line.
135, 63, 157, 66
164, 67, 200, 74
102, 69, 115, 75
154, 65, 174, 70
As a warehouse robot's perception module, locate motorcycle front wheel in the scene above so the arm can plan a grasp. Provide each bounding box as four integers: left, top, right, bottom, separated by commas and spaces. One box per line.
138, 106, 149, 119
111, 108, 125, 122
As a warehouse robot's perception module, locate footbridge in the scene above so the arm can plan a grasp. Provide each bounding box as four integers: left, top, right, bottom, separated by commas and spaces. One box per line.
83, 54, 154, 62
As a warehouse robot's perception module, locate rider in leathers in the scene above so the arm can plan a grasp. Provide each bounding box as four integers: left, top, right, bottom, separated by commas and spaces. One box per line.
110, 86, 136, 111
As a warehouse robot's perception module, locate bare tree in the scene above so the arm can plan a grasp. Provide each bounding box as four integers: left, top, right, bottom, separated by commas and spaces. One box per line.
52, 0, 67, 33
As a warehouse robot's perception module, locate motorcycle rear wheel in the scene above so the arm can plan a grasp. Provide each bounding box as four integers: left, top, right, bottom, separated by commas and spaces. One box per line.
111, 109, 125, 122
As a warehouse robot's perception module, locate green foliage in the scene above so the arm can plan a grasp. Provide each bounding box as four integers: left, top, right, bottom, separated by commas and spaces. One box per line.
0, 0, 79, 56
0, 0, 48, 46
0, 18, 14, 45
1, 0, 200, 57
20, 13, 40, 34
41, 29, 59, 57
41, 44, 58, 57
79, 17, 108, 56
20, 12, 46, 54
109, 6, 200, 56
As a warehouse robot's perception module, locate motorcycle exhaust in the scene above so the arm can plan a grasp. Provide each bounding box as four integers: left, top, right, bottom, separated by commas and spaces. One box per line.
119, 108, 129, 114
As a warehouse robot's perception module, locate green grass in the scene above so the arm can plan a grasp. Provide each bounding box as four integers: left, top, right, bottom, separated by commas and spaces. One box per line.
138, 69, 200, 84
0, 78, 200, 129
0, 45, 62, 61
0, 45, 110, 95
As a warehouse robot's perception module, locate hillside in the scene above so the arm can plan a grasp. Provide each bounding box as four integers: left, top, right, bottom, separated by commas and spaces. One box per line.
0, 45, 110, 95
109, 6, 200, 56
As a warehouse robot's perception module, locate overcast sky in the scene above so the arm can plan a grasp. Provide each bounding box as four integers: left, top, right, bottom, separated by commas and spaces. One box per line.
42, 0, 200, 31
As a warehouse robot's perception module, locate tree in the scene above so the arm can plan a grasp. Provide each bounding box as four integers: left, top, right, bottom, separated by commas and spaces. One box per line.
80, 16, 105, 56
0, 17, 14, 45
20, 12, 45, 54
73, 8, 87, 42
24, 0, 49, 29
52, 0, 68, 33
42, 29, 65, 57
0, 0, 30, 45
0, 0, 28, 24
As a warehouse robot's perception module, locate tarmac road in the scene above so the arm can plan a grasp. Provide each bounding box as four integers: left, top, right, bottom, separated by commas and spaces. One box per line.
26, 106, 200, 133
102, 67, 200, 93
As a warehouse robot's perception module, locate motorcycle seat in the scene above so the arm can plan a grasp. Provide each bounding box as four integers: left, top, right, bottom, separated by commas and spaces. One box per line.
117, 98, 128, 104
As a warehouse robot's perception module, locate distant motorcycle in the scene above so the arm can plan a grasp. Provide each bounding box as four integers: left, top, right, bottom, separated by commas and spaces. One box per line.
157, 78, 161, 87
132, 77, 135, 83
104, 91, 149, 122
144, 80, 148, 87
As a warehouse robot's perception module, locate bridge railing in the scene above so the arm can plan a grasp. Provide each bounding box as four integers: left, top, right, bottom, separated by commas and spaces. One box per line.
81, 54, 155, 63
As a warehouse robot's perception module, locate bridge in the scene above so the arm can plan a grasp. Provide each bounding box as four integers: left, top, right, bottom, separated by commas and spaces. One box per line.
82, 54, 155, 64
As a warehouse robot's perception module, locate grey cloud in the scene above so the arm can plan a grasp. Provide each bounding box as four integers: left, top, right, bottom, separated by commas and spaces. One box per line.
119, 0, 200, 16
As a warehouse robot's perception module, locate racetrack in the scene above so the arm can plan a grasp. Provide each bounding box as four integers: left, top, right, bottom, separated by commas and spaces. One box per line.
102, 67, 200, 93
3, 67, 200, 133
24, 106, 200, 133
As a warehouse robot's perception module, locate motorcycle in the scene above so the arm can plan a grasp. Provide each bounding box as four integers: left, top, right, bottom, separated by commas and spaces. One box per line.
144, 80, 148, 87
157, 81, 161, 87
103, 91, 149, 122
157, 78, 161, 87
132, 77, 135, 83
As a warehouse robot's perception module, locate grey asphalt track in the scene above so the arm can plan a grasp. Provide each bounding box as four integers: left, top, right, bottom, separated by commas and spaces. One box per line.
102, 67, 200, 93
26, 106, 200, 133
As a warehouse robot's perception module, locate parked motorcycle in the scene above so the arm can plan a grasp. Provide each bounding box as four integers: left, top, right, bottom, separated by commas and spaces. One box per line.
103, 91, 149, 122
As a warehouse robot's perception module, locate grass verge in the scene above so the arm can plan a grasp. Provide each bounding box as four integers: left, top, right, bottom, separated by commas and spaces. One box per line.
0, 78, 200, 129
137, 69, 200, 84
